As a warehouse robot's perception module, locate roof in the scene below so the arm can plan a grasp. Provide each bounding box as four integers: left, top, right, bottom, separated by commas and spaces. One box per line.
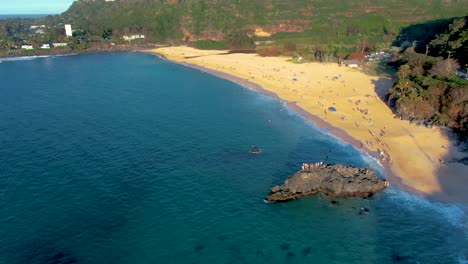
343, 59, 364, 65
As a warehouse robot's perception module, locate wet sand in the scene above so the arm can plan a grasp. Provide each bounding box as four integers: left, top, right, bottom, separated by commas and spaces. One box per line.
144, 47, 467, 204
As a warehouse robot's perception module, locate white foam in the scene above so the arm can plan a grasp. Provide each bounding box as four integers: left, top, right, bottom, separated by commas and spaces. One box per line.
386, 188, 468, 231
360, 153, 385, 173
0, 55, 51, 62
280, 102, 358, 148
277, 99, 387, 175
150, 53, 168, 61
53, 53, 78, 57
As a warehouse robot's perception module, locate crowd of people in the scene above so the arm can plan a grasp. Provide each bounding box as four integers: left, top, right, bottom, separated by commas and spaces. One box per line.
301, 162, 325, 171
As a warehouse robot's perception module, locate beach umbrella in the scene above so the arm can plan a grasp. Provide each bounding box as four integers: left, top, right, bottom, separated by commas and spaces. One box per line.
328, 107, 337, 112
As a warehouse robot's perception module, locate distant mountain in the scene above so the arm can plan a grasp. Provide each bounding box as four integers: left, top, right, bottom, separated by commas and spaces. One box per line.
0, 14, 50, 20
62, 0, 468, 44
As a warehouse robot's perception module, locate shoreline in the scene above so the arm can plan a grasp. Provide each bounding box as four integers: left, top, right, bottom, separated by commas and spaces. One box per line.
0, 44, 167, 60
146, 50, 419, 197
144, 47, 467, 204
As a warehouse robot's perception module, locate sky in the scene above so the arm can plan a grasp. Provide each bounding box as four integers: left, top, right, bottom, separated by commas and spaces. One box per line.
0, 0, 75, 14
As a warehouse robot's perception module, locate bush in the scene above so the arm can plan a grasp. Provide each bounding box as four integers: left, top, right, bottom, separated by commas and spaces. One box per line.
429, 58, 460, 79
225, 31, 255, 50
191, 40, 227, 50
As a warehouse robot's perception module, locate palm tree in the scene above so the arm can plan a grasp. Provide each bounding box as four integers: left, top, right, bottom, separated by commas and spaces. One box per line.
0, 38, 13, 52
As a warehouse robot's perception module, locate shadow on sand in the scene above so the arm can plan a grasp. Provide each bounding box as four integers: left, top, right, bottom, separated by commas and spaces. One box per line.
428, 131, 468, 204
371, 78, 468, 204
371, 78, 394, 103
183, 49, 257, 59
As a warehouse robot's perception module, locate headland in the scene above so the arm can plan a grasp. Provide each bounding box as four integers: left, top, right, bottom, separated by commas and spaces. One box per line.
145, 46, 467, 204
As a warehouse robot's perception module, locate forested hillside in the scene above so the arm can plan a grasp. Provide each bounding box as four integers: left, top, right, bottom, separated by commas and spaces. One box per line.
388, 17, 467, 137
62, 0, 468, 46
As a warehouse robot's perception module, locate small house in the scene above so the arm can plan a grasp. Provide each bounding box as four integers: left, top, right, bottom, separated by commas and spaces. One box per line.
41, 44, 50, 49
30, 25, 46, 29
21, 45, 34, 50
343, 59, 364, 68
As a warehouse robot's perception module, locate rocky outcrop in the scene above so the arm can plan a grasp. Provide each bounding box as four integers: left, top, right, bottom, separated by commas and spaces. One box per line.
266, 163, 388, 202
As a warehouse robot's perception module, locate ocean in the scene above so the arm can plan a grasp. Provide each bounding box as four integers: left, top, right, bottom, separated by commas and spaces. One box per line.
0, 53, 466, 264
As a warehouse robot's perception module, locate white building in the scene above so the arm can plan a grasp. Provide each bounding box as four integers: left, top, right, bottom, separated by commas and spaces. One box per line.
30, 25, 46, 29
123, 34, 145, 41
21, 45, 34, 50
65, 24, 73, 37
343, 59, 364, 68
53, 43, 68, 47
41, 44, 50, 49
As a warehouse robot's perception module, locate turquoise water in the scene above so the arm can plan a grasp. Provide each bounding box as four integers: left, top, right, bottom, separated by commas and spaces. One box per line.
0, 53, 466, 264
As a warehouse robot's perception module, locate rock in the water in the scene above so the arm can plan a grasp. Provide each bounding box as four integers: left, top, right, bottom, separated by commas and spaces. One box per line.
266, 163, 388, 202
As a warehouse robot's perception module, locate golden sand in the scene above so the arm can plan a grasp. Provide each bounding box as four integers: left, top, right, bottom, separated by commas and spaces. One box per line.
146, 46, 462, 201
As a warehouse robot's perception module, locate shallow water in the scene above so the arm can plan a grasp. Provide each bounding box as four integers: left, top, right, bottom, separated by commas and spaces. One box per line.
0, 53, 466, 264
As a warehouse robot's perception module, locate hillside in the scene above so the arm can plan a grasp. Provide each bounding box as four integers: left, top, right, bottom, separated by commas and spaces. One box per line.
62, 0, 468, 45
387, 17, 468, 138
60, 0, 468, 137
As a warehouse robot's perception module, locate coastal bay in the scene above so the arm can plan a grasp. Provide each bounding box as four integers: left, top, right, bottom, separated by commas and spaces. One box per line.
147, 47, 467, 204
0, 52, 466, 263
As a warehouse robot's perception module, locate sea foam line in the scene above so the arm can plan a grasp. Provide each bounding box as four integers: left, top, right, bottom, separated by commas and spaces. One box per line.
279, 100, 385, 169
386, 187, 468, 232
0, 55, 51, 62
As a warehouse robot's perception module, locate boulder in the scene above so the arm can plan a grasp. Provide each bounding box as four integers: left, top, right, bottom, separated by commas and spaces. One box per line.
266, 164, 388, 202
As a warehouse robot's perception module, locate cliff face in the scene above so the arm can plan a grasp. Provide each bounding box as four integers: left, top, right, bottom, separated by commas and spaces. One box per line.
266, 164, 388, 202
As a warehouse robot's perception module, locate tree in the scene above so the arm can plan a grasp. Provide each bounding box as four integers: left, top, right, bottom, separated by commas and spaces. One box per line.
0, 38, 12, 51
397, 64, 412, 79
102, 28, 113, 39
429, 58, 460, 78
430, 17, 467, 61
225, 30, 255, 49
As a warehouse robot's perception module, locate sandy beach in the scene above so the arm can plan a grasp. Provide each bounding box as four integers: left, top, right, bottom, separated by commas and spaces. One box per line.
145, 46, 467, 204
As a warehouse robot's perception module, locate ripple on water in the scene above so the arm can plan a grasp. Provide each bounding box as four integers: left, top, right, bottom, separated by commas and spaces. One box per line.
0, 53, 466, 264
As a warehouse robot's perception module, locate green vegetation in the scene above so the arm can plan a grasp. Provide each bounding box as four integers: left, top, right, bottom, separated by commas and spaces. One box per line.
388, 17, 467, 137
1, 0, 467, 55
60, 0, 467, 48
0, 1, 467, 138
191, 40, 226, 50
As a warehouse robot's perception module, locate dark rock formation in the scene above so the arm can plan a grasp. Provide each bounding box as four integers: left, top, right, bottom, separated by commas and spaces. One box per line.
266, 163, 388, 202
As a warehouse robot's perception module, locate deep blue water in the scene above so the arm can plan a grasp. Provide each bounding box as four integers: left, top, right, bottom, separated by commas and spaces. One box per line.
0, 53, 466, 264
